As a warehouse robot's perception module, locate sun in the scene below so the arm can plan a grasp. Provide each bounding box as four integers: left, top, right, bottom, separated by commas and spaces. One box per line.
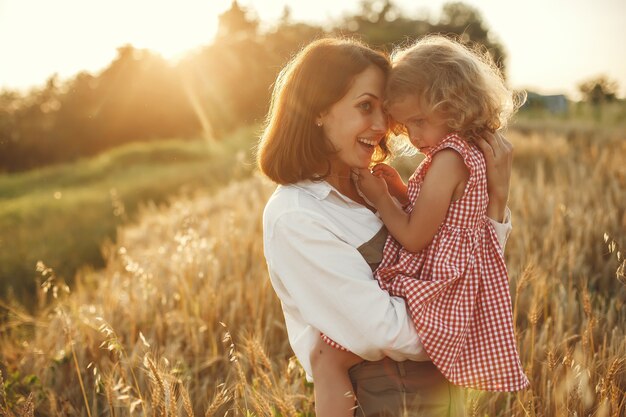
103, 0, 224, 60
0, 0, 228, 91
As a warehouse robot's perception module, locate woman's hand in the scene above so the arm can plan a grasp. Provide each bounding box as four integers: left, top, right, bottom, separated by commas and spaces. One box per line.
476, 131, 513, 222
371, 163, 409, 205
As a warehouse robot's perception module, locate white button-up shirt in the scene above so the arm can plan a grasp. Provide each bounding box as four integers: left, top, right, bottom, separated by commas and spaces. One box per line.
262, 179, 511, 379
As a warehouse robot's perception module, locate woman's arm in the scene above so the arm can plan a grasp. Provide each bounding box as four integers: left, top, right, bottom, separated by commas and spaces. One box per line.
264, 210, 428, 362
359, 150, 468, 253
475, 132, 513, 222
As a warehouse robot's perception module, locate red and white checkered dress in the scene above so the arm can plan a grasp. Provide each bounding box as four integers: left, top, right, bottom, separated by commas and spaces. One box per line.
374, 133, 528, 391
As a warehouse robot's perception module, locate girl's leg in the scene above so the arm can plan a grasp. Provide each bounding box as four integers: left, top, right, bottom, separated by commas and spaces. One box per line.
310, 336, 363, 417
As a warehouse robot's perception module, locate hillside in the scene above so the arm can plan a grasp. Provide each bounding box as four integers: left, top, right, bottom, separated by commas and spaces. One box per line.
0, 127, 258, 302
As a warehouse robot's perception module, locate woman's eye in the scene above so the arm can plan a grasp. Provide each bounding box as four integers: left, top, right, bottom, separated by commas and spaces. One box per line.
358, 101, 372, 112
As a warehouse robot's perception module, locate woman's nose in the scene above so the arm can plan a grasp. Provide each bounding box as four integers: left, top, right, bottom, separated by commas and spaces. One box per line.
371, 109, 387, 132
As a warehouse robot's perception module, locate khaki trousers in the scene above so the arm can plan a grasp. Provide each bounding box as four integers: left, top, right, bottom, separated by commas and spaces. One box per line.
349, 358, 464, 417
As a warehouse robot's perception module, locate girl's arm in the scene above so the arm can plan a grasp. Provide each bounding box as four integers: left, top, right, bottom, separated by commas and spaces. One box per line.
359, 150, 468, 253
370, 163, 409, 205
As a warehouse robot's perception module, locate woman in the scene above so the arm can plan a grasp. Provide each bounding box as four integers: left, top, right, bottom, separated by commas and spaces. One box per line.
257, 38, 513, 416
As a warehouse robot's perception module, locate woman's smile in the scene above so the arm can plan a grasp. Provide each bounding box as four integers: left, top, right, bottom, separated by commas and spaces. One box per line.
319, 65, 387, 170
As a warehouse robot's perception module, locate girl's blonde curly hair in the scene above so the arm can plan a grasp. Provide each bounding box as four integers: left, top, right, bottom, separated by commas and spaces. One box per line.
386, 35, 525, 141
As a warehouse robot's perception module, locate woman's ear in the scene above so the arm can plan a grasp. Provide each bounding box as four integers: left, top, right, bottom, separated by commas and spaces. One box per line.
316, 112, 326, 127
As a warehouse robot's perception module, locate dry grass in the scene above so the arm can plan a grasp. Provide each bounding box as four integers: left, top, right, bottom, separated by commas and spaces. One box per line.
0, 128, 624, 416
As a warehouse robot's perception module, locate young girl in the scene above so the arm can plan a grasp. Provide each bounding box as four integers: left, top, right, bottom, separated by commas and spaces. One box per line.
313, 35, 529, 416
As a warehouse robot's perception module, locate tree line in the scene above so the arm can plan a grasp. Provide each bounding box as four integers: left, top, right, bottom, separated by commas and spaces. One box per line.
0, 1, 516, 172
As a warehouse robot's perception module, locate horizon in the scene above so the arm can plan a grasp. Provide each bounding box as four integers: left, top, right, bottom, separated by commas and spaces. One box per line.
1, 0, 625, 99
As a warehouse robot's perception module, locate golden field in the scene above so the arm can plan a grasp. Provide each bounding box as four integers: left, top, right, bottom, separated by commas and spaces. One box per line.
1, 128, 625, 417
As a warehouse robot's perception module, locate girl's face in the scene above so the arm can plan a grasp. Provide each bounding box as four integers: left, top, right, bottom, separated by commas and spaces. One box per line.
318, 65, 387, 173
388, 94, 450, 153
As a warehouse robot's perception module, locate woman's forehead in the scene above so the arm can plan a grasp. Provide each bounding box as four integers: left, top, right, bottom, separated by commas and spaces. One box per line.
347, 65, 386, 99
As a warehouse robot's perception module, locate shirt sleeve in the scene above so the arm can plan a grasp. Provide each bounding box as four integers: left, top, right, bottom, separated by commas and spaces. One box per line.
265, 210, 428, 362
487, 207, 512, 250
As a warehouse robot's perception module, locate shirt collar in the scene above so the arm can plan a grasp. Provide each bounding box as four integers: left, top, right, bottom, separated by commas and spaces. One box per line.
292, 175, 368, 208
291, 179, 333, 200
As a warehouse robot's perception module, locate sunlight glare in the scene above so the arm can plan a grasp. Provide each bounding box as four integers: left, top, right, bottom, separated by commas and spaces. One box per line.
99, 0, 226, 60
0, 0, 231, 90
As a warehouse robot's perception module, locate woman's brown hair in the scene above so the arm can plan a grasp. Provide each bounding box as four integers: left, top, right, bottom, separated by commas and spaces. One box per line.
257, 38, 391, 185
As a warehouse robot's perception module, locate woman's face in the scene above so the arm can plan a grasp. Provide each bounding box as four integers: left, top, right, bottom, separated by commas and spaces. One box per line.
318, 65, 387, 173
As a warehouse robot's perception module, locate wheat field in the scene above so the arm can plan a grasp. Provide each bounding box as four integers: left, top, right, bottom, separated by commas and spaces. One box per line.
1, 129, 625, 416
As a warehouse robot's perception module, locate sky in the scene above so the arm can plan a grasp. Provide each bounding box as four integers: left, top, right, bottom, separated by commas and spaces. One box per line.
1, 0, 625, 99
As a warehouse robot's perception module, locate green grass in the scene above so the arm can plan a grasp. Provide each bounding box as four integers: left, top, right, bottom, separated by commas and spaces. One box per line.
513, 100, 626, 136
0, 127, 260, 303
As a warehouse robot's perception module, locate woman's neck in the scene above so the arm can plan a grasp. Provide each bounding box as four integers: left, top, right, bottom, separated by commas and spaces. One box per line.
324, 163, 353, 193
320, 161, 373, 209
324, 167, 374, 211
325, 173, 355, 196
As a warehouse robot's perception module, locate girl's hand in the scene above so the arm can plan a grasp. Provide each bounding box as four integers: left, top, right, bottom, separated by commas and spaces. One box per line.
356, 168, 389, 207
371, 163, 408, 205
476, 131, 513, 222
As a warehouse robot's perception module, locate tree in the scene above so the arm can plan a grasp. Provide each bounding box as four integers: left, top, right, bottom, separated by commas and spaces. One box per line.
0, 0, 514, 172
578, 75, 618, 105
217, 1, 259, 39
431, 2, 507, 73
0, 90, 21, 171
340, 0, 431, 49
339, 0, 507, 74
